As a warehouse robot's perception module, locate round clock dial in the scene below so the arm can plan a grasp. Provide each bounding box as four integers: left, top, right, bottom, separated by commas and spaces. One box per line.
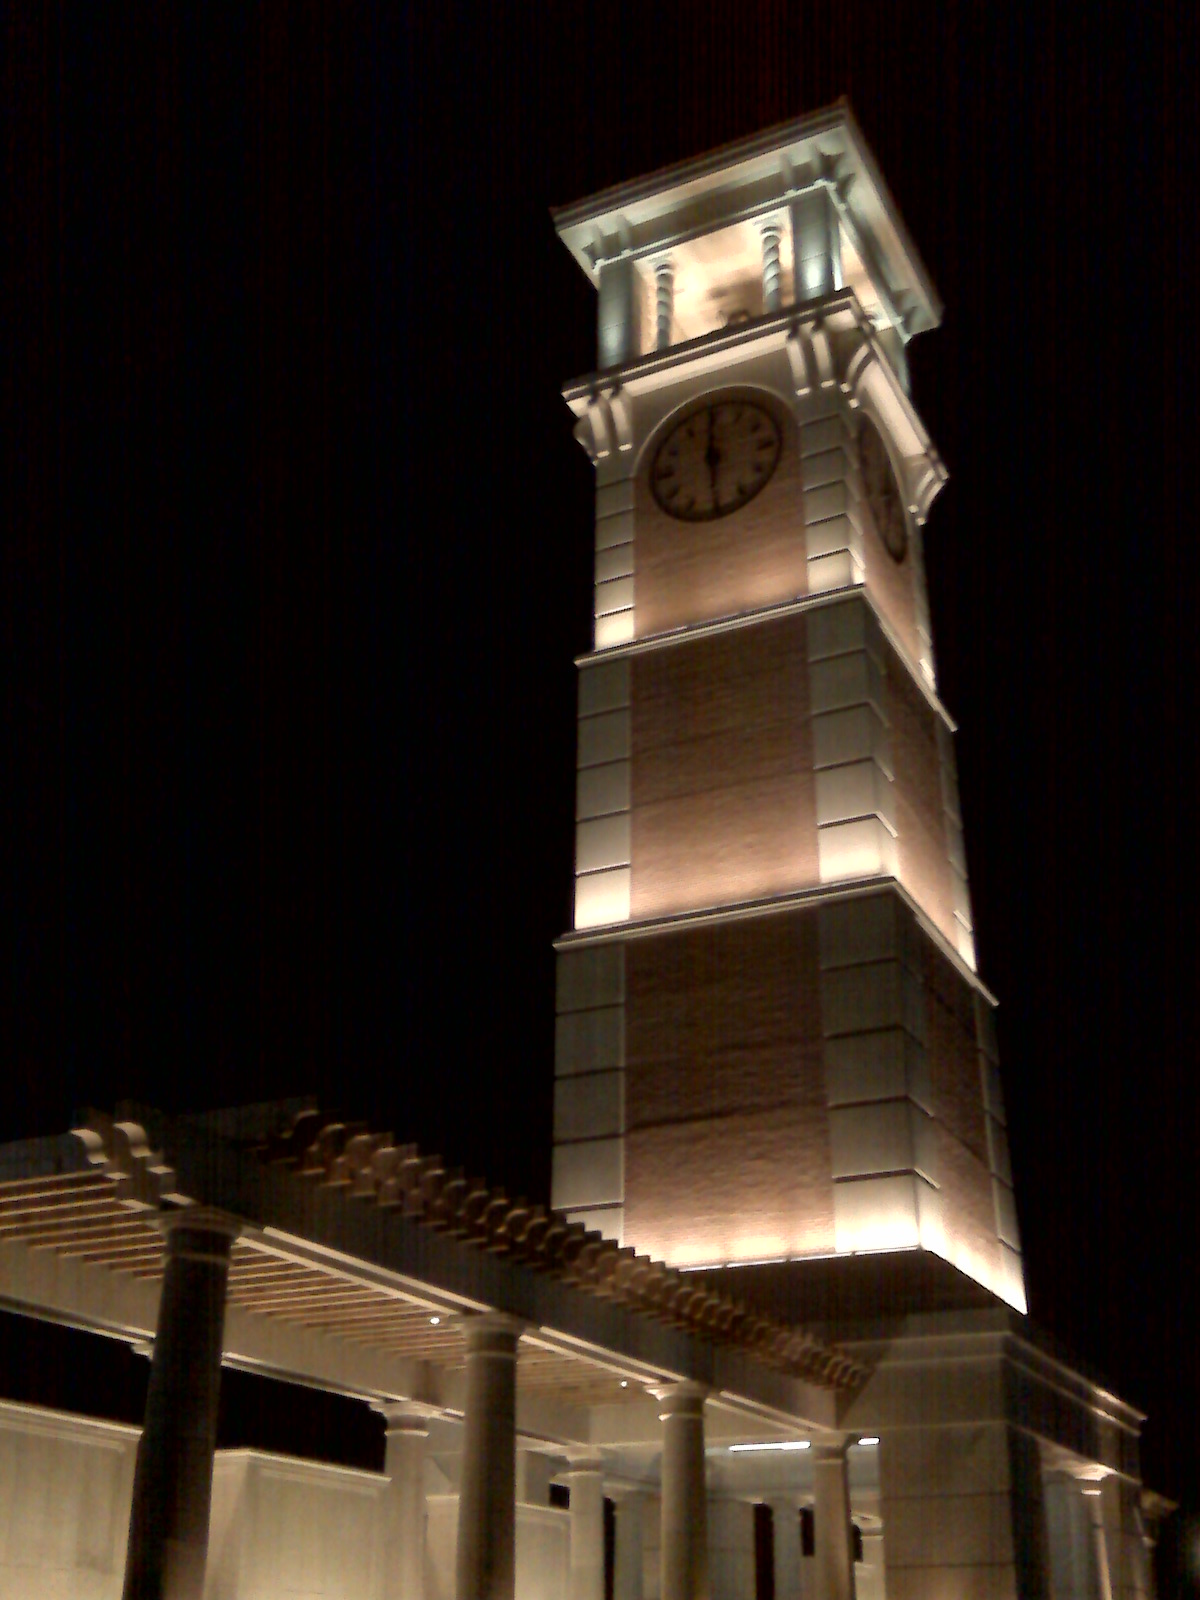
859, 418, 908, 563
651, 398, 782, 522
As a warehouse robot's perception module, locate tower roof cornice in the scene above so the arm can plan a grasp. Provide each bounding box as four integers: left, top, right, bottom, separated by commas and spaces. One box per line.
552, 99, 942, 338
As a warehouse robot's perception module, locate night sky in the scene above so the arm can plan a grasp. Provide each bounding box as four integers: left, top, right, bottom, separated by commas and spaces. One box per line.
6, 3, 1196, 1586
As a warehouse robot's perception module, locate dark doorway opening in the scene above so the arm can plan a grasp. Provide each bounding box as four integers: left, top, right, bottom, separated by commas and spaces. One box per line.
753, 1501, 775, 1600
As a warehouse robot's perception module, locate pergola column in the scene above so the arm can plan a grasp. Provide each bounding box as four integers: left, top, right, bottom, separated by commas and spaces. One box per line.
611, 1489, 645, 1600
655, 1382, 710, 1600
812, 1443, 856, 1600
456, 1312, 524, 1600
565, 1455, 607, 1600
380, 1405, 430, 1600
768, 1498, 802, 1600
122, 1209, 238, 1600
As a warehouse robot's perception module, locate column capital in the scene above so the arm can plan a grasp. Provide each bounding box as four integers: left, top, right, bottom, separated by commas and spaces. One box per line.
461, 1310, 526, 1355
649, 1380, 709, 1419
562, 1451, 607, 1475
607, 1482, 649, 1503
811, 1435, 854, 1462
374, 1400, 435, 1436
157, 1205, 240, 1254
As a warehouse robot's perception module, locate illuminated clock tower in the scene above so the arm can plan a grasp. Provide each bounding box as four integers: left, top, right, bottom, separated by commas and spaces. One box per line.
550, 103, 1024, 1313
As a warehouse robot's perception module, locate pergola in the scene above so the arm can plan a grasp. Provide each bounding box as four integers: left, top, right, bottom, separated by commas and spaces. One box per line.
0, 1100, 868, 1600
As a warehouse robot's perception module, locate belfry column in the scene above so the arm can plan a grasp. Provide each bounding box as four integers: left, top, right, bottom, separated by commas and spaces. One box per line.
122, 1209, 237, 1600
761, 221, 784, 312
565, 1456, 607, 1600
380, 1405, 430, 1600
655, 259, 675, 350
655, 1383, 710, 1600
812, 1443, 856, 1600
456, 1313, 523, 1600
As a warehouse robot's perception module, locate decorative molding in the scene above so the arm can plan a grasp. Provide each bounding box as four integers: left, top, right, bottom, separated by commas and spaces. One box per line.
72, 1112, 190, 1212
565, 294, 948, 531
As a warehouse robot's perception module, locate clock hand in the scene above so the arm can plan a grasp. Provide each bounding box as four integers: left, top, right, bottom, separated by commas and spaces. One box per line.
705, 409, 720, 502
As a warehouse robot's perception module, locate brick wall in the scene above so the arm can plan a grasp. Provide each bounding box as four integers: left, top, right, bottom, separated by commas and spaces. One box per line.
622, 911, 832, 1265
629, 613, 818, 919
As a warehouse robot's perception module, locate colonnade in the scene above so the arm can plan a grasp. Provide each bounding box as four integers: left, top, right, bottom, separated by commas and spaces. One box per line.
119, 1228, 859, 1600
611, 186, 842, 364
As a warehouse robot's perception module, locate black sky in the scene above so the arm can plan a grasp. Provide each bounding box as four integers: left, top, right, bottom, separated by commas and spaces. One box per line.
5, 0, 1197, 1579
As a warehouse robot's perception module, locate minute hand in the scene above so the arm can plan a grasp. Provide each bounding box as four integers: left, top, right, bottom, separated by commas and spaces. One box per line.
705, 412, 721, 506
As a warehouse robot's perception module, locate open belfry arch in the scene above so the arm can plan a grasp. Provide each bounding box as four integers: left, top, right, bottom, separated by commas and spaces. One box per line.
0, 103, 1161, 1600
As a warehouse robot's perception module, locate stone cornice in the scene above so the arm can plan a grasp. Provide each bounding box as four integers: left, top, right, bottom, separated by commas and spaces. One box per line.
552, 100, 941, 335
562, 291, 947, 527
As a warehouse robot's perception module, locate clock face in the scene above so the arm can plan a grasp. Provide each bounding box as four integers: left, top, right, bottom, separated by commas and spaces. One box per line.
650, 398, 782, 522
859, 418, 908, 563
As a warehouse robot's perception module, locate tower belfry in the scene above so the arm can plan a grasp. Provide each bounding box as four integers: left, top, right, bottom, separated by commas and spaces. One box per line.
551, 103, 1023, 1313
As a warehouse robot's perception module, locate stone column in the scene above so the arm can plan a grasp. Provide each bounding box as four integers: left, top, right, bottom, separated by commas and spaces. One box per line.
655, 260, 675, 351
769, 1498, 802, 1600
456, 1312, 523, 1600
122, 1209, 237, 1600
812, 1443, 856, 1600
598, 258, 641, 369
790, 188, 840, 304
380, 1405, 430, 1600
612, 1490, 645, 1600
655, 1382, 709, 1600
761, 222, 784, 312
566, 1456, 607, 1600
1045, 1473, 1103, 1600
1091, 1480, 1118, 1600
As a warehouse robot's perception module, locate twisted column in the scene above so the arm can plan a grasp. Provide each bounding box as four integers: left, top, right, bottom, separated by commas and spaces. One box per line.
655, 260, 675, 350
761, 221, 784, 312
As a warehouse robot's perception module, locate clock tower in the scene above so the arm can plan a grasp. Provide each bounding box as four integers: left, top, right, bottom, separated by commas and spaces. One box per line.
550, 103, 1024, 1314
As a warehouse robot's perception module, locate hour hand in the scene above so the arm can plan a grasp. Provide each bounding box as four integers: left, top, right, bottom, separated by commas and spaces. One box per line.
704, 414, 720, 500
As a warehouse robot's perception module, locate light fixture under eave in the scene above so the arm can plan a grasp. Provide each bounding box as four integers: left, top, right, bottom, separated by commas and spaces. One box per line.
429, 1316, 441, 1326
857, 1436, 880, 1447
729, 1440, 811, 1453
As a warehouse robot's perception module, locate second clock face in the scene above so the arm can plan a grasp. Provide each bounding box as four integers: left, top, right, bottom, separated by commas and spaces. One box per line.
650, 398, 782, 522
859, 417, 908, 563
